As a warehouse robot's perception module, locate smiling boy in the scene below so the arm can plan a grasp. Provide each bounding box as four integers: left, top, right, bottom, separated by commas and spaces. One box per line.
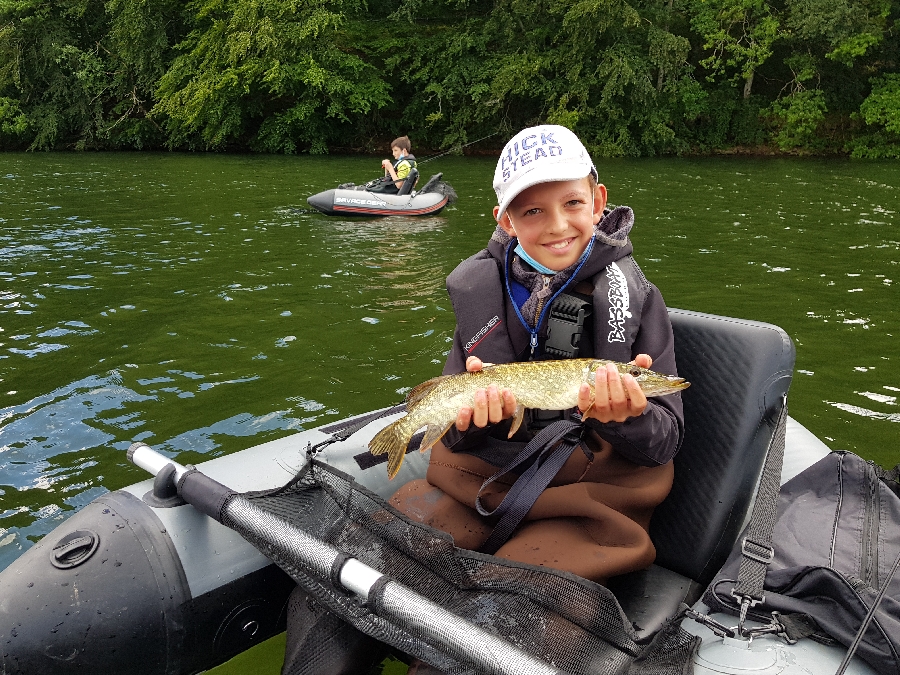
282, 125, 688, 675
390, 124, 685, 584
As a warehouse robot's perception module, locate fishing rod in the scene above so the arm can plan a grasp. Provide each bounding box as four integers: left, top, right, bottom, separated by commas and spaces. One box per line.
415, 130, 501, 165
833, 547, 900, 675
368, 130, 500, 185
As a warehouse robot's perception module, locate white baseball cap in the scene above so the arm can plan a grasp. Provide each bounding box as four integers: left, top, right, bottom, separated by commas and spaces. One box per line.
493, 125, 597, 220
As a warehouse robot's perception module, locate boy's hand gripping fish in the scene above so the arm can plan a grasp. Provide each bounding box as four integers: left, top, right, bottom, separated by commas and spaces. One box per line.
368, 358, 689, 479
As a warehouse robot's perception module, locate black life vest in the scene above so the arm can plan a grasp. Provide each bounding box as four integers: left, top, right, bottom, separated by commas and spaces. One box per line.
446, 250, 649, 365
393, 153, 417, 173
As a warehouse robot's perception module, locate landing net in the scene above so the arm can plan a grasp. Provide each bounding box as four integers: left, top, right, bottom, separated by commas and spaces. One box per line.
226, 459, 697, 675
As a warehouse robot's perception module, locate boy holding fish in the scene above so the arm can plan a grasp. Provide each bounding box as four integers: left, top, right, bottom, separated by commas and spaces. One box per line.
387, 124, 685, 584
282, 126, 686, 675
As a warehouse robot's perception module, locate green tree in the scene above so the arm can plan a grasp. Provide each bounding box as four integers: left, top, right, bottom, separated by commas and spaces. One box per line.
0, 96, 28, 145
785, 0, 893, 67
0, 0, 109, 149
386, 0, 703, 156
152, 0, 391, 152
0, 0, 182, 150
689, 0, 781, 98
850, 73, 900, 157
0, 0, 896, 154
103, 0, 184, 148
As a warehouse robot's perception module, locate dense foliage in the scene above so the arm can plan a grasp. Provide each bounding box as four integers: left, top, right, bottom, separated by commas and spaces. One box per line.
1, 0, 898, 156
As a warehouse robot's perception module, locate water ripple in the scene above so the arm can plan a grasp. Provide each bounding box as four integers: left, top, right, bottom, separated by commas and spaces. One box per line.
1, 153, 897, 578
827, 401, 900, 423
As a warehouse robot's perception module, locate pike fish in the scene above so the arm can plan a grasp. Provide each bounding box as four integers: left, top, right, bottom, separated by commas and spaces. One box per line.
369, 358, 689, 479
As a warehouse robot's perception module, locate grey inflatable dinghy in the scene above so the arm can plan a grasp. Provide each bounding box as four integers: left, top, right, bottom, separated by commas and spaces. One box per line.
307, 170, 457, 217
0, 309, 890, 675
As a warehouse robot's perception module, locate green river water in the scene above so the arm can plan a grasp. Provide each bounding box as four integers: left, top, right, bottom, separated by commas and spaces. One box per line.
1, 152, 898, 673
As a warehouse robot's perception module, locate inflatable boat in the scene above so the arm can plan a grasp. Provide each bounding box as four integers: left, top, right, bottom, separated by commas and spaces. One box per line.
1, 309, 896, 675
306, 170, 457, 217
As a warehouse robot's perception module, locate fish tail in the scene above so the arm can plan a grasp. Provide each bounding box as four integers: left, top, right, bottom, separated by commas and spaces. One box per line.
368, 419, 411, 479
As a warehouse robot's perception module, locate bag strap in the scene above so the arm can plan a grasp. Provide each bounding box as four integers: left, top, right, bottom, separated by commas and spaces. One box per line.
730, 395, 788, 633
688, 395, 790, 641
308, 403, 406, 458
475, 419, 589, 555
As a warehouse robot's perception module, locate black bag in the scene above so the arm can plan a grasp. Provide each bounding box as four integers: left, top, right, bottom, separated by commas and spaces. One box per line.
704, 451, 900, 675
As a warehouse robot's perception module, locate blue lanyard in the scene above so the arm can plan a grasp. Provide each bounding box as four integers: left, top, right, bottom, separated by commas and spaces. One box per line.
503, 237, 595, 358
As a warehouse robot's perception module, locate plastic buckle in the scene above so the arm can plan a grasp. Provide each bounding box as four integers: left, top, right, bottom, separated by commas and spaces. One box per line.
545, 314, 581, 358
741, 537, 775, 564
730, 589, 764, 610
562, 427, 584, 447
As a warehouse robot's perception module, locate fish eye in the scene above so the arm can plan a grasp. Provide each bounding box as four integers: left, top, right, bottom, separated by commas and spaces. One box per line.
629, 367, 641, 377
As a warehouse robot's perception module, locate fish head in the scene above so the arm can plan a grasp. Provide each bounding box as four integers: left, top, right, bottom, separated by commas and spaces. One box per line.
588, 360, 690, 397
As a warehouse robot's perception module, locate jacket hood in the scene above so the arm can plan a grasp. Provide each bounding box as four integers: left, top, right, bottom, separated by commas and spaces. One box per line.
485, 205, 635, 281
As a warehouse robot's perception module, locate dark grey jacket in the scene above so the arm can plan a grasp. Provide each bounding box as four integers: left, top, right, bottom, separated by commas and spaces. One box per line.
442, 206, 684, 467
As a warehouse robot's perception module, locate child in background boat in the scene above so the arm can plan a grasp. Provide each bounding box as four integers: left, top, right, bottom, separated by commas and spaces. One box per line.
376, 135, 417, 193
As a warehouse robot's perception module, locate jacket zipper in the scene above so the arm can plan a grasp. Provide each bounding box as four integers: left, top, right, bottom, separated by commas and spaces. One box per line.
860, 460, 881, 588
533, 276, 551, 329
526, 275, 556, 359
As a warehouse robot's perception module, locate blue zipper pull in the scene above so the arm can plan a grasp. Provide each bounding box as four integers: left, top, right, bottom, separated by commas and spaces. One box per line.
530, 331, 538, 357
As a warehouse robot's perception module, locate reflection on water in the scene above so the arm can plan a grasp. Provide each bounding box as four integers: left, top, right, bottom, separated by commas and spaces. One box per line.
1, 153, 898, 572
319, 214, 449, 308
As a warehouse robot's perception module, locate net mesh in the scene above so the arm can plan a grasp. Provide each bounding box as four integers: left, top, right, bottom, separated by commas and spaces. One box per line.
226, 460, 697, 675
281, 585, 388, 675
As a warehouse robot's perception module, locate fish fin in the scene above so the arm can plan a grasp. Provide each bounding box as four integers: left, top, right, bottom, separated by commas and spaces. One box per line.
405, 375, 451, 408
418, 422, 453, 454
508, 405, 525, 438
368, 420, 409, 479
386, 451, 405, 481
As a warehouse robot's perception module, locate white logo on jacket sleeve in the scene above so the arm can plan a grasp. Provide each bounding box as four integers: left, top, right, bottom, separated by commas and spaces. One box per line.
606, 262, 632, 343
465, 316, 501, 353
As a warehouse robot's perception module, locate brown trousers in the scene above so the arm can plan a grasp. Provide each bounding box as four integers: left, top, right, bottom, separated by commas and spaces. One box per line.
390, 433, 674, 584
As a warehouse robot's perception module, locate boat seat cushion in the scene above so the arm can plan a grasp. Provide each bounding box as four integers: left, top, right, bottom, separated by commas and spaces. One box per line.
606, 309, 794, 637
650, 309, 795, 585
397, 168, 419, 195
